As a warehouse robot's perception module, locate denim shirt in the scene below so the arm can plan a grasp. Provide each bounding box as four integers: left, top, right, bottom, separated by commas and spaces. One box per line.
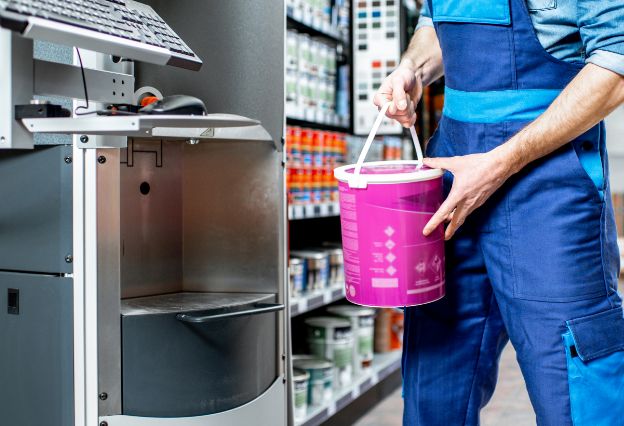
417, 1, 624, 76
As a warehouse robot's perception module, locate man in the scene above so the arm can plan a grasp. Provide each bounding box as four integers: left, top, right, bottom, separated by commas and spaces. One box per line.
373, 1, 624, 425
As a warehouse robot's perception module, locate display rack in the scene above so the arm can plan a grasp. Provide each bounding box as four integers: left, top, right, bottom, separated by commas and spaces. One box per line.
288, 202, 340, 220
286, 117, 350, 133
286, 15, 346, 45
296, 351, 402, 426
290, 284, 345, 317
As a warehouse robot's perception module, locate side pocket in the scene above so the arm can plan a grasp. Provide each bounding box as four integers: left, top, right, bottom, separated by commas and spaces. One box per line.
562, 307, 624, 426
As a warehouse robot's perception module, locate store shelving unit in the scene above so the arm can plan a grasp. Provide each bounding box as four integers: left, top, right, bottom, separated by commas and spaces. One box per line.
286, 117, 350, 133
288, 202, 340, 220
296, 351, 403, 426
290, 284, 345, 317
286, 15, 347, 45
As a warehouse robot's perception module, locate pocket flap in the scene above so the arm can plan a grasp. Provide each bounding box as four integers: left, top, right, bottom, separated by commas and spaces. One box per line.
566, 307, 624, 362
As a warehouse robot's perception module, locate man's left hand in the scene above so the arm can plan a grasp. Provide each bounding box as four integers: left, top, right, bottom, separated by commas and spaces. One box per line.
422, 150, 515, 240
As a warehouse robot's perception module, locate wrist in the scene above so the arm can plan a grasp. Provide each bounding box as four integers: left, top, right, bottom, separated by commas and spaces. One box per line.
399, 57, 419, 74
491, 142, 526, 178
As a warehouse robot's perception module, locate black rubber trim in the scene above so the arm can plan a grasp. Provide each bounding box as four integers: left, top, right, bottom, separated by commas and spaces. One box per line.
166, 53, 203, 71
0, 11, 29, 33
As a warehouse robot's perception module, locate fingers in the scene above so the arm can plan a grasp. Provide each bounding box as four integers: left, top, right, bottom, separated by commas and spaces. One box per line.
373, 78, 393, 109
423, 192, 458, 236
389, 76, 408, 114
423, 156, 454, 171
391, 94, 417, 127
444, 203, 468, 240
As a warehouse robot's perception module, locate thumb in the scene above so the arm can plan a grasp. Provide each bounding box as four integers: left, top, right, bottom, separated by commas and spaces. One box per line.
423, 156, 452, 171
391, 77, 408, 112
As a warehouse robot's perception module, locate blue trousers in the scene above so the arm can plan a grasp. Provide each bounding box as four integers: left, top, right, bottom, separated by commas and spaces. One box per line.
402, 117, 624, 426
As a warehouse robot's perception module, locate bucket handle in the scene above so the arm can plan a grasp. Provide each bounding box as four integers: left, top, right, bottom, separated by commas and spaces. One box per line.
350, 101, 424, 188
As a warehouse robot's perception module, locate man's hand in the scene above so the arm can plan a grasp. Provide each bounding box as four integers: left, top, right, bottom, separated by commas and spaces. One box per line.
422, 151, 515, 240
373, 61, 422, 127
422, 63, 624, 240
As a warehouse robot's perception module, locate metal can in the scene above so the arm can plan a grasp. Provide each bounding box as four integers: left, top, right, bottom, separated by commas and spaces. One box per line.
305, 316, 353, 388
325, 247, 344, 285
290, 257, 307, 297
291, 250, 330, 291
293, 355, 333, 407
327, 305, 376, 375
293, 367, 310, 421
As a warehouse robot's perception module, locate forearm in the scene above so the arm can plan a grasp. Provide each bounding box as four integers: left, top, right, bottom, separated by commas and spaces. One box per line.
495, 64, 624, 174
400, 27, 444, 87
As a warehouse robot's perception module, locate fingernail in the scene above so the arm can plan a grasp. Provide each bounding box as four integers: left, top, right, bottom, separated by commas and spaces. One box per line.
398, 100, 407, 110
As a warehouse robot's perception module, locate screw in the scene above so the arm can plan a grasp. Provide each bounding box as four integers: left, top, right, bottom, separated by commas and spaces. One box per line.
97, 156, 107, 164
99, 392, 108, 401
65, 255, 73, 263
64, 156, 72, 164
80, 135, 89, 144
100, 422, 108, 426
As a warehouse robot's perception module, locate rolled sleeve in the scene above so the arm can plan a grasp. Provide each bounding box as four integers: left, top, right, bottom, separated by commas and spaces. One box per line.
416, 1, 433, 30
578, 1, 624, 75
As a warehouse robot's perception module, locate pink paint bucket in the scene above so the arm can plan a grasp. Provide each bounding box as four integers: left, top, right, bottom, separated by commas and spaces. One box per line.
334, 103, 445, 307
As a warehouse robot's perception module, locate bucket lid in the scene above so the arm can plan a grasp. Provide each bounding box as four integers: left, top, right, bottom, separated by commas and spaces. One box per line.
292, 355, 333, 370
327, 305, 376, 317
293, 367, 311, 381
305, 316, 351, 329
334, 160, 443, 187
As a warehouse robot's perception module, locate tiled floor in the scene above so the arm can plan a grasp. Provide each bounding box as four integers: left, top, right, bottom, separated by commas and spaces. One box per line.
354, 344, 534, 426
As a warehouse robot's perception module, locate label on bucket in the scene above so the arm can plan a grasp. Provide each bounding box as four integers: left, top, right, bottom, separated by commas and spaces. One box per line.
338, 178, 446, 307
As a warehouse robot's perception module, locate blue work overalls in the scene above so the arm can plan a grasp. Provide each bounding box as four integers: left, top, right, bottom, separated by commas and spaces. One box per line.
402, 0, 624, 425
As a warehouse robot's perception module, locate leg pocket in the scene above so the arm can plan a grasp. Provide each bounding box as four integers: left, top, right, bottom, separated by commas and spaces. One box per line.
563, 307, 624, 426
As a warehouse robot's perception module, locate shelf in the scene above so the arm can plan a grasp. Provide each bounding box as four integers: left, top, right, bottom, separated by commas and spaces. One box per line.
288, 202, 340, 220
290, 285, 345, 317
296, 350, 403, 426
121, 292, 274, 316
287, 15, 347, 45
20, 114, 275, 142
287, 117, 350, 133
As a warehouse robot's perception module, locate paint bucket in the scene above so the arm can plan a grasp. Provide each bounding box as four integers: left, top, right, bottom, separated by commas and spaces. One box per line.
290, 257, 307, 297
291, 250, 330, 291
292, 355, 333, 407
322, 245, 344, 285
292, 367, 310, 421
305, 316, 353, 388
334, 102, 445, 307
327, 305, 375, 375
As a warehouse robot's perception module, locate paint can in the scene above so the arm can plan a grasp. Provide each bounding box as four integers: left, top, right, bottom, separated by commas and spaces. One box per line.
327, 305, 376, 375
291, 250, 330, 291
293, 367, 310, 421
305, 316, 353, 388
293, 355, 333, 407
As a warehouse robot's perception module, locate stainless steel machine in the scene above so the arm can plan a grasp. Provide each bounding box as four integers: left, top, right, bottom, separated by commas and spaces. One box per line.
0, 1, 287, 425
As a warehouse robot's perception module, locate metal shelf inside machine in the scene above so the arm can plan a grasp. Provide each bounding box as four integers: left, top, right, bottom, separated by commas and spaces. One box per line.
20, 114, 274, 142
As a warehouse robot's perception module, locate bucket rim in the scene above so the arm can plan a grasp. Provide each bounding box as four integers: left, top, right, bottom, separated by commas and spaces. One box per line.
334, 160, 443, 185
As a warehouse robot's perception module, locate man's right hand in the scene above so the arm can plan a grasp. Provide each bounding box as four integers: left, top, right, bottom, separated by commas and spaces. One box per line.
373, 60, 423, 128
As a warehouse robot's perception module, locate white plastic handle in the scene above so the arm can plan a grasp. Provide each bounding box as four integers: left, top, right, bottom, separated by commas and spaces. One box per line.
350, 101, 424, 188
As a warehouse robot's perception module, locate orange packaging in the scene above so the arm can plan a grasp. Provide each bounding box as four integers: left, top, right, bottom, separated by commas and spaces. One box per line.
300, 130, 313, 166
374, 308, 405, 352
390, 309, 404, 350
312, 130, 323, 167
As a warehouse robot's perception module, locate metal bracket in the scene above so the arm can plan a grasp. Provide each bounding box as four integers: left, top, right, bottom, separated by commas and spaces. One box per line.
34, 59, 135, 105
